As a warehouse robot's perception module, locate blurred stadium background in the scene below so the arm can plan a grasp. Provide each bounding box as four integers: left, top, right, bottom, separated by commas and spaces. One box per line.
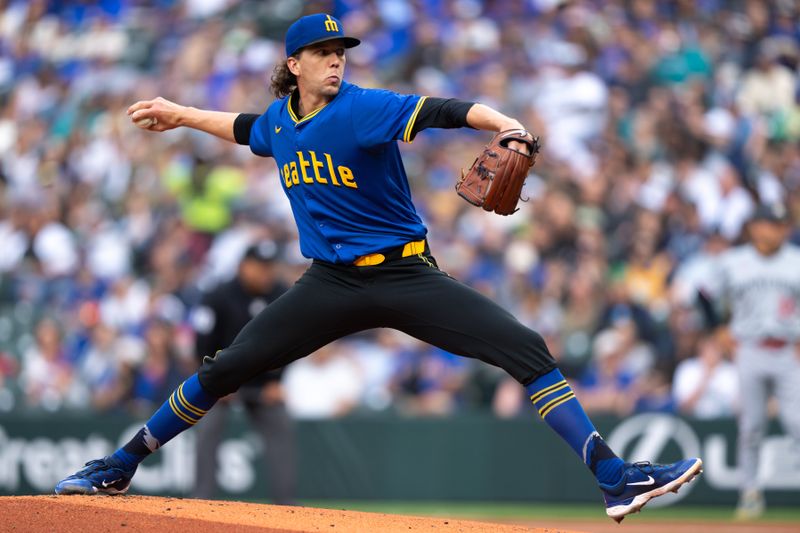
1, 0, 800, 528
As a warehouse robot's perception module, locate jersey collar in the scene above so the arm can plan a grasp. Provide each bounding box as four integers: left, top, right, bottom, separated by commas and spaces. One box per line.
287, 81, 352, 125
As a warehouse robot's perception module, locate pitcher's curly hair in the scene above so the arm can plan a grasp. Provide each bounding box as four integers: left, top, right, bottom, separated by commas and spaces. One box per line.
270, 60, 297, 99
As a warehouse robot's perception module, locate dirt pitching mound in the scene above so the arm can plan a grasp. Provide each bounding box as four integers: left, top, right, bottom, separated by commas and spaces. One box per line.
0, 495, 582, 533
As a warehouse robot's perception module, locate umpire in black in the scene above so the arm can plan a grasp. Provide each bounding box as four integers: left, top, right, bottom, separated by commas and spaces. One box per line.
190, 240, 296, 503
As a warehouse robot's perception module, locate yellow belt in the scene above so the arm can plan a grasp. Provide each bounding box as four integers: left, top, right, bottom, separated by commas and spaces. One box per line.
353, 240, 426, 267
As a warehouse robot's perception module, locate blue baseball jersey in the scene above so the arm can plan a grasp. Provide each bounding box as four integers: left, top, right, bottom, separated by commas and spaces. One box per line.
249, 81, 429, 264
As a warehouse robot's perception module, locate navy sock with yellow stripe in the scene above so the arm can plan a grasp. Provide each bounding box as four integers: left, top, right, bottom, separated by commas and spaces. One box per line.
112, 374, 218, 470
526, 368, 624, 486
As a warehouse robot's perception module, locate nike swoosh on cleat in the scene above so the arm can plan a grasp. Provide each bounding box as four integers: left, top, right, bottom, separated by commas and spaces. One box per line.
627, 475, 655, 486
101, 479, 121, 488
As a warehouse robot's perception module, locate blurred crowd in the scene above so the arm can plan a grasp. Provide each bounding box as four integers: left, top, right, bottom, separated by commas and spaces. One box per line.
1, 0, 799, 420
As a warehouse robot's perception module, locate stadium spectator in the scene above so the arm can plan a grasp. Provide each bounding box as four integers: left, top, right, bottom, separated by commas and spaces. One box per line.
574, 328, 638, 415
76, 321, 142, 412
19, 318, 83, 411
629, 363, 677, 414
0, 0, 798, 420
127, 319, 190, 416
283, 344, 364, 419
392, 341, 472, 416
672, 335, 738, 419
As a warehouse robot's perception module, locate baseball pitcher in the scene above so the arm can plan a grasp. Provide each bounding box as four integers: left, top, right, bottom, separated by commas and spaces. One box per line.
55, 14, 701, 522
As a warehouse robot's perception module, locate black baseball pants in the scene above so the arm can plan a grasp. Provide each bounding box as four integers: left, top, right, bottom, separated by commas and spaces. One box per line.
198, 247, 556, 397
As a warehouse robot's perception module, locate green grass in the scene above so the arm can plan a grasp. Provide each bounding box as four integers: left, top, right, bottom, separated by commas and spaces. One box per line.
304, 501, 800, 523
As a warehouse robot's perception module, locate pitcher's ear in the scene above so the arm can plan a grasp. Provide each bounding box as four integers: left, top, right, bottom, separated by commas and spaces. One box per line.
287, 56, 301, 76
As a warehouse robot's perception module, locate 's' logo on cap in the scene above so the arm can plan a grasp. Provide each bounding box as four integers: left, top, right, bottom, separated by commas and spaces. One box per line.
324, 14, 339, 32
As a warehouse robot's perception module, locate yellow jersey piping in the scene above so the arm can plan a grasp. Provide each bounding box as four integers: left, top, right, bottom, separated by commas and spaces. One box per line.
403, 96, 428, 143
288, 92, 329, 125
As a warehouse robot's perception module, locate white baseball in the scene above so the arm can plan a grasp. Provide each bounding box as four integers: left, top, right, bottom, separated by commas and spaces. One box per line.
135, 116, 158, 129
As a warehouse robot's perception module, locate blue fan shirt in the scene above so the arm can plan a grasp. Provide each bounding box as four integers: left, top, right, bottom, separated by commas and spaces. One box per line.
249, 81, 429, 264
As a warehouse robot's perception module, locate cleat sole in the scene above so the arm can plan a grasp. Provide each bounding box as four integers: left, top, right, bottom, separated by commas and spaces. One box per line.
605, 458, 703, 522
55, 481, 130, 496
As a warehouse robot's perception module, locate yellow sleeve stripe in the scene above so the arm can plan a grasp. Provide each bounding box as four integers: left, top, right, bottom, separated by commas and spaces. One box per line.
529, 380, 568, 404
169, 394, 198, 425
539, 392, 576, 418
177, 383, 208, 417
403, 96, 428, 143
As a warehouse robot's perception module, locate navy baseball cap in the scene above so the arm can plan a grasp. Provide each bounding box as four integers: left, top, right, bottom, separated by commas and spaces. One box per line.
285, 13, 360, 57
751, 202, 790, 223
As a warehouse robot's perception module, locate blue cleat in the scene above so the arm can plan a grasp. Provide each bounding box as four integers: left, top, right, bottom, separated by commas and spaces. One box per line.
600, 458, 703, 523
54, 456, 137, 496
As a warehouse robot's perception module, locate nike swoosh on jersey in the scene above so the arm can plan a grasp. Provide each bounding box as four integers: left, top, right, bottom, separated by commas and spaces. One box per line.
627, 475, 655, 486
102, 478, 121, 487
275, 126, 282, 133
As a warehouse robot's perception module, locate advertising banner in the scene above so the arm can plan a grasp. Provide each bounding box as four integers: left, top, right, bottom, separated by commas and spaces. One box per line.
0, 412, 797, 505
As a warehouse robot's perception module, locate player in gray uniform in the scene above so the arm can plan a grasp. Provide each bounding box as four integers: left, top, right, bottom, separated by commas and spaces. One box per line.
707, 203, 800, 519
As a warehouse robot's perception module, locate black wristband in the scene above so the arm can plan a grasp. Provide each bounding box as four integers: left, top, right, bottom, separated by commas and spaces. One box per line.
233, 113, 259, 145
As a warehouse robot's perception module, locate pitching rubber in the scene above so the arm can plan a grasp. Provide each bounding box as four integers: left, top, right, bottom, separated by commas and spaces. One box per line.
606, 458, 704, 523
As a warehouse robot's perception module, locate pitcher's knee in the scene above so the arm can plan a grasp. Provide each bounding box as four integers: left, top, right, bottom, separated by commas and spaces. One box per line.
198, 349, 245, 397
520, 327, 555, 359
497, 327, 557, 384
523, 328, 551, 353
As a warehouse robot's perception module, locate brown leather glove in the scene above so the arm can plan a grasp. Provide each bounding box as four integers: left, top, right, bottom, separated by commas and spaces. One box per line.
456, 129, 540, 215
